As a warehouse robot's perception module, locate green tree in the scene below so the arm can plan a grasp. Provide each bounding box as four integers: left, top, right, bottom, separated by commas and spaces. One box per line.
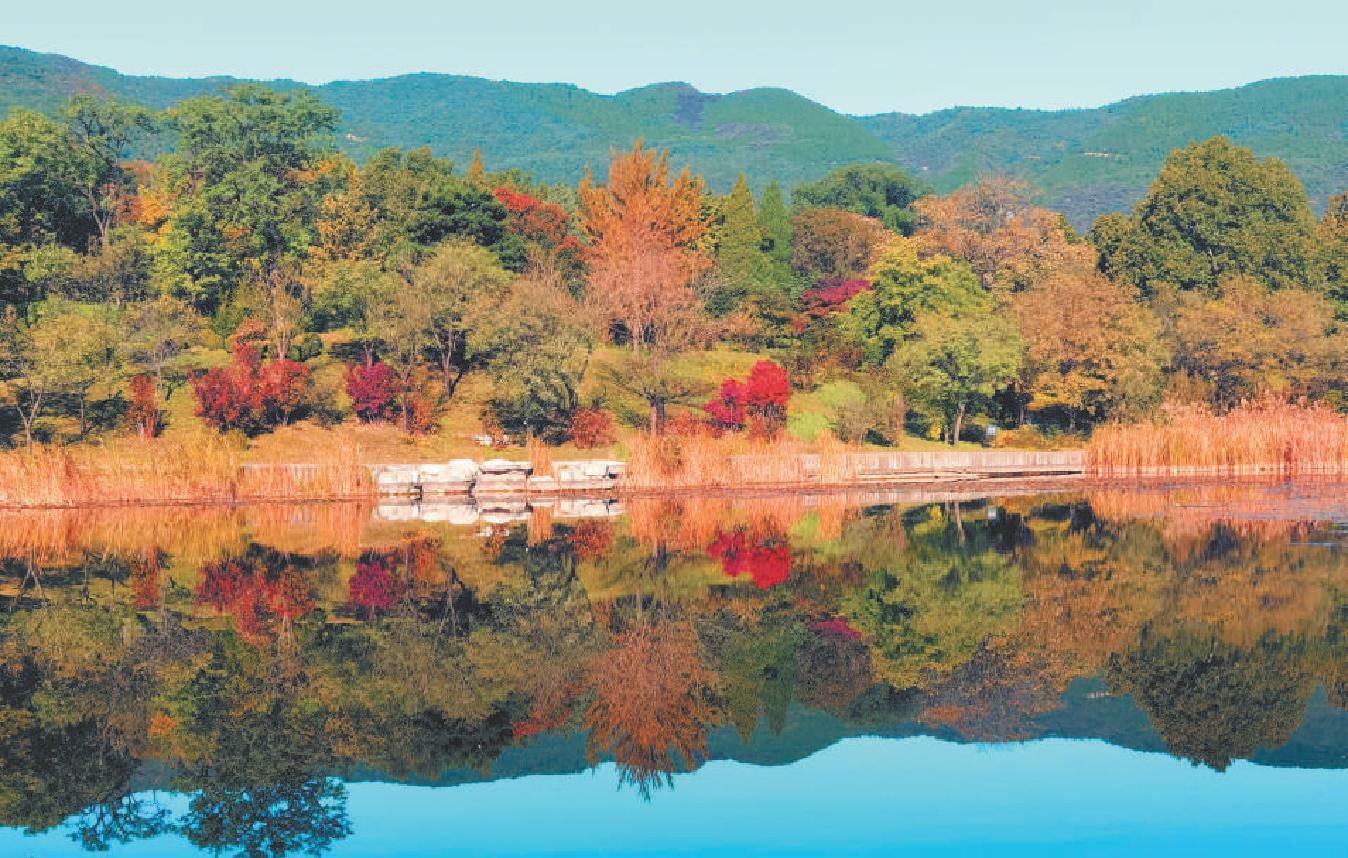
156, 85, 340, 314
841, 237, 987, 365
1320, 191, 1348, 318
887, 308, 1024, 443
757, 180, 792, 275
413, 240, 513, 396
710, 175, 772, 316
1, 299, 117, 446
1095, 136, 1324, 295
0, 110, 98, 307
63, 96, 156, 249
793, 163, 929, 235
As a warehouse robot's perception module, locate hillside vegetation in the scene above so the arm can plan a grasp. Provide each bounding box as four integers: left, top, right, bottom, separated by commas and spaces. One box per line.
1, 45, 1344, 227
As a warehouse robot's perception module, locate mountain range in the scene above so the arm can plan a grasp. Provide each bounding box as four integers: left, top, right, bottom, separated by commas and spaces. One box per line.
2, 45, 1345, 228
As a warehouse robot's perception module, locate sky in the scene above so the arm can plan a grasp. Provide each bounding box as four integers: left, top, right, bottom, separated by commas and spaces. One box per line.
6, 0, 1348, 115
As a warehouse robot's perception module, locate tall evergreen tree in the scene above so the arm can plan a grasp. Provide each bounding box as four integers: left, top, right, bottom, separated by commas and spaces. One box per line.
758, 180, 792, 276
710, 174, 771, 315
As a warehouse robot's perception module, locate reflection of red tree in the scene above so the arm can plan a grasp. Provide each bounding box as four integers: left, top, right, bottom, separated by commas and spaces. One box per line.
569, 521, 615, 561
809, 617, 862, 640
707, 528, 791, 589
131, 553, 162, 610
348, 553, 405, 617
195, 557, 315, 640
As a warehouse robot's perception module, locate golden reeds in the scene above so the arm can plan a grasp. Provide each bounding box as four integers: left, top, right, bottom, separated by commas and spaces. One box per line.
621, 429, 860, 491
1089, 399, 1348, 478
0, 437, 372, 509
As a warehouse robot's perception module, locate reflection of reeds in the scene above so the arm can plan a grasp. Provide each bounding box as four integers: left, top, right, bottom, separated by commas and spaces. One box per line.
0, 438, 371, 508
528, 503, 555, 546
0, 503, 371, 564
1089, 399, 1348, 477
626, 495, 806, 551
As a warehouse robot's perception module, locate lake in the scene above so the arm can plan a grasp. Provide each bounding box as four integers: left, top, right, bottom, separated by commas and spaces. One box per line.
1, 481, 1346, 856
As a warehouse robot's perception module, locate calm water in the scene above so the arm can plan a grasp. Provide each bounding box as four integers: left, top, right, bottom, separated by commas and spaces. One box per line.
1, 482, 1346, 856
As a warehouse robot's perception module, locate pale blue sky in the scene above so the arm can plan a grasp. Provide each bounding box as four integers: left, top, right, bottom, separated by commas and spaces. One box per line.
8, 0, 1348, 115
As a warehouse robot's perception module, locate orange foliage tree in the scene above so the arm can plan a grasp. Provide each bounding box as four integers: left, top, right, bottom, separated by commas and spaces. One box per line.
578, 141, 710, 350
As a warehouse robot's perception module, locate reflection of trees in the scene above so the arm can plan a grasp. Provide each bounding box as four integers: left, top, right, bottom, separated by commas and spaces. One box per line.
1106, 628, 1316, 770
841, 508, 1024, 688
181, 778, 349, 858
584, 623, 716, 796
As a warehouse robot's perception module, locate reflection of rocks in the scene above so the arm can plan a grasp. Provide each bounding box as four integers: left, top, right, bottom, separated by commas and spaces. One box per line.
374, 497, 626, 525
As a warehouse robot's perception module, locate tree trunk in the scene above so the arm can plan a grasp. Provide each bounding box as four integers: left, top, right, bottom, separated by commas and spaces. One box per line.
951, 402, 966, 446
649, 397, 666, 435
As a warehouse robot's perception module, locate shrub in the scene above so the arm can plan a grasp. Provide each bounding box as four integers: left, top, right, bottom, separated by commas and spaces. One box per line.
127, 373, 162, 439
704, 360, 791, 437
570, 408, 617, 449
287, 332, 324, 362
192, 343, 311, 435
345, 361, 398, 423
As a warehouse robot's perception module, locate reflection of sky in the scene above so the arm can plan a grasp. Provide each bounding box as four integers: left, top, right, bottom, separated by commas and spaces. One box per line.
7, 736, 1348, 856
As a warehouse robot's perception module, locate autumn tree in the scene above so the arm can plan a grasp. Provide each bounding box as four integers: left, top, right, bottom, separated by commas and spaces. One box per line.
1172, 277, 1343, 408
913, 178, 1084, 293
1011, 260, 1168, 428
578, 141, 710, 429
790, 207, 889, 281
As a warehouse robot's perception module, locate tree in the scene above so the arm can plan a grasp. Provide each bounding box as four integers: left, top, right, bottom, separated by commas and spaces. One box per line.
913, 178, 1084, 293
887, 308, 1024, 443
1011, 260, 1168, 428
578, 141, 710, 430
1, 299, 116, 446
790, 207, 889, 281
362, 272, 434, 432
191, 342, 311, 435
120, 295, 203, 397
1172, 277, 1343, 408
0, 110, 98, 306
480, 276, 595, 440
578, 140, 709, 350
62, 97, 156, 249
157, 85, 340, 313
413, 240, 513, 396
841, 237, 987, 365
793, 163, 929, 234
710, 174, 771, 315
1321, 191, 1348, 317
1095, 137, 1324, 295
703, 360, 791, 436
757, 180, 792, 277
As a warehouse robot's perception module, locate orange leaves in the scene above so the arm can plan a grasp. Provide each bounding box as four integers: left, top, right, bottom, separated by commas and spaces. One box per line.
578, 141, 710, 348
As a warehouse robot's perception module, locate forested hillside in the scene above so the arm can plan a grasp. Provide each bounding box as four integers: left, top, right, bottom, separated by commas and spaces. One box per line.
2, 45, 1344, 227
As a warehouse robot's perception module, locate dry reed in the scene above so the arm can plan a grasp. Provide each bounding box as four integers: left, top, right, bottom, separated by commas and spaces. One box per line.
621, 429, 860, 491
1089, 399, 1348, 478
0, 437, 372, 509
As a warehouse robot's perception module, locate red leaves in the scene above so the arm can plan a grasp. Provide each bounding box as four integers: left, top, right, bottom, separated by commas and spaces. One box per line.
127, 373, 161, 439
195, 556, 315, 641
802, 277, 872, 316
569, 407, 616, 449
191, 343, 310, 435
345, 361, 398, 422
706, 527, 791, 589
493, 186, 581, 256
703, 360, 790, 436
347, 553, 405, 617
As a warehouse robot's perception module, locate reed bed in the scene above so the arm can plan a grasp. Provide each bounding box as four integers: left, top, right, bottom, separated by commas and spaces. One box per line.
1089, 399, 1348, 478
621, 430, 861, 491
0, 437, 372, 508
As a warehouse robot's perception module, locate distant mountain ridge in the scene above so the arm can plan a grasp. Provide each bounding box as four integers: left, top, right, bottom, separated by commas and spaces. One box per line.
2, 44, 1345, 227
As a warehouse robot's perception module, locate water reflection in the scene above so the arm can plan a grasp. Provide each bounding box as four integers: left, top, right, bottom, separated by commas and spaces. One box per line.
0, 483, 1346, 854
